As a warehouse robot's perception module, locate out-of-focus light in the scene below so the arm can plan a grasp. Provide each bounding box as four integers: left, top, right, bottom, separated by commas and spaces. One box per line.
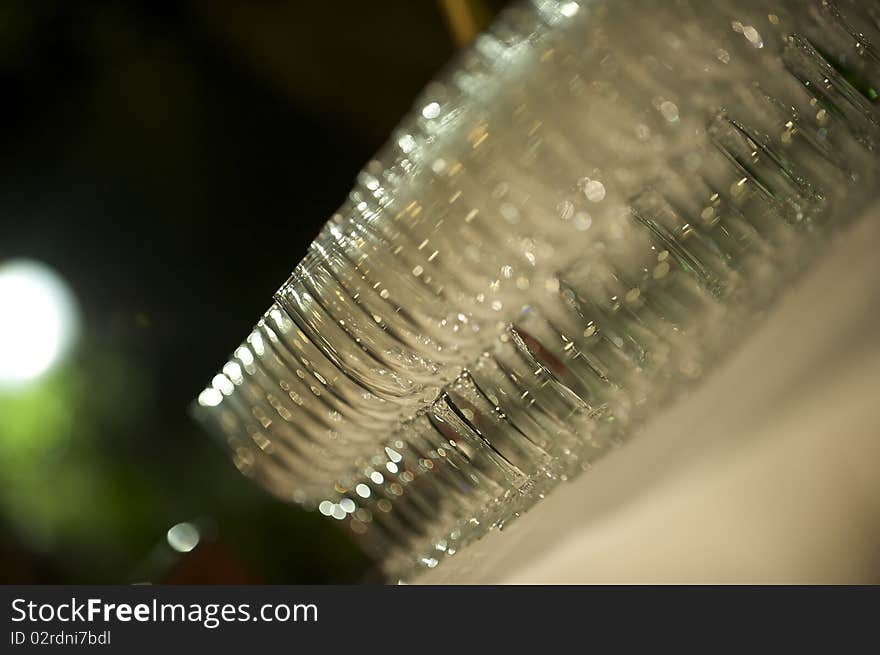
0, 260, 78, 388
166, 522, 200, 553
559, 2, 580, 17
197, 387, 222, 407
421, 102, 441, 119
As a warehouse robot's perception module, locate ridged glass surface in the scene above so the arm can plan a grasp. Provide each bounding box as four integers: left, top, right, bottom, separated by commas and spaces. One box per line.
194, 0, 880, 579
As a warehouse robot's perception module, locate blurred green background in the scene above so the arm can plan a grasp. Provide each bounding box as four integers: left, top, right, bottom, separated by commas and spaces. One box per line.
0, 0, 504, 584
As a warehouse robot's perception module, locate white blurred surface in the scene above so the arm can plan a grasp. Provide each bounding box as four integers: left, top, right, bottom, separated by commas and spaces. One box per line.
418, 215, 880, 584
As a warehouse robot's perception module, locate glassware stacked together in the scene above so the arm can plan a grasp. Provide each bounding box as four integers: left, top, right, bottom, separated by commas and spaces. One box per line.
195, 0, 880, 578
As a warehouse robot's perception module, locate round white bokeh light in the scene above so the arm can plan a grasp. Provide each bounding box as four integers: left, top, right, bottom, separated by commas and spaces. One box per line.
0, 259, 79, 387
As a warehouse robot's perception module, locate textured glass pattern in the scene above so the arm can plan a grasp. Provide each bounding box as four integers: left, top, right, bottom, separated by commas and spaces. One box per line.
194, 0, 880, 579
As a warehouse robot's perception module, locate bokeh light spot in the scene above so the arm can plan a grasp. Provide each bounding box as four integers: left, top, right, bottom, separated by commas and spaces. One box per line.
166, 522, 200, 553
0, 260, 78, 388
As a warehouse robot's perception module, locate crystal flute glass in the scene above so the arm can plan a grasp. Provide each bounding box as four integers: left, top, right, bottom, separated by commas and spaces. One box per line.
194, 0, 880, 579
